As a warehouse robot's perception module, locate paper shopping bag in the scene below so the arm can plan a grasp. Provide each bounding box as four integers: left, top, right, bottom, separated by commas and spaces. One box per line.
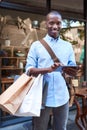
15, 74, 43, 117
0, 73, 35, 115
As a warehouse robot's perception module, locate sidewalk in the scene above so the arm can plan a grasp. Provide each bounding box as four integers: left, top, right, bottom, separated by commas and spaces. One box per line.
0, 110, 79, 130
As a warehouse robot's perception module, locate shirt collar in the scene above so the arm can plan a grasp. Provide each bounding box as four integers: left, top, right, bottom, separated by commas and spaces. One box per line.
45, 34, 59, 42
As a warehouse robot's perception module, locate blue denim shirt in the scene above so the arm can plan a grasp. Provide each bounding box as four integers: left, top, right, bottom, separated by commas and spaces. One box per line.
25, 34, 76, 107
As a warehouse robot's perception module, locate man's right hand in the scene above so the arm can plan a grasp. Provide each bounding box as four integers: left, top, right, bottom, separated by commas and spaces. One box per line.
49, 62, 63, 72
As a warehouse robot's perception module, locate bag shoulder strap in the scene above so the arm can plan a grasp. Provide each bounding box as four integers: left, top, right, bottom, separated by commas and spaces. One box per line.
40, 39, 60, 63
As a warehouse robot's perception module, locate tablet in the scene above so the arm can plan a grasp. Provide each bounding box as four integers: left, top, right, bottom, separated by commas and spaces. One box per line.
62, 66, 79, 69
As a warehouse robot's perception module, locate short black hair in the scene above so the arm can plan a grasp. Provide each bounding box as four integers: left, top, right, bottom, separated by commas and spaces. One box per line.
46, 10, 62, 19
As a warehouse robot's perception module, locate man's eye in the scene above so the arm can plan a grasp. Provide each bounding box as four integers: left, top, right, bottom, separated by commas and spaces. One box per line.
58, 22, 61, 25
50, 22, 54, 25
49, 22, 61, 25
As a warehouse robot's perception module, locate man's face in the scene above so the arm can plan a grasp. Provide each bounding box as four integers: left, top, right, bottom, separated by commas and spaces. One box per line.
46, 14, 62, 38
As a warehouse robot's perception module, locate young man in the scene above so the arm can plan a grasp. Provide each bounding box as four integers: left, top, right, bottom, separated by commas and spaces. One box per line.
25, 11, 76, 130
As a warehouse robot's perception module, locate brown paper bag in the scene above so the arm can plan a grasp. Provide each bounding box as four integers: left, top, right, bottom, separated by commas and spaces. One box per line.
0, 73, 35, 115
15, 74, 43, 117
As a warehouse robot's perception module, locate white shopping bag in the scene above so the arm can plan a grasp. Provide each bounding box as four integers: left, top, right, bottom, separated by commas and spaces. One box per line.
15, 74, 43, 117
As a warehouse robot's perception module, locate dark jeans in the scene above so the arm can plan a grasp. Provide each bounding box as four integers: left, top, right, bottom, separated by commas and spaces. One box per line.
32, 102, 69, 130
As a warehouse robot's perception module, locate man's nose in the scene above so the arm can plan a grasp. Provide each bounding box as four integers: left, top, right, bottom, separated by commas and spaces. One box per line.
53, 24, 58, 28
